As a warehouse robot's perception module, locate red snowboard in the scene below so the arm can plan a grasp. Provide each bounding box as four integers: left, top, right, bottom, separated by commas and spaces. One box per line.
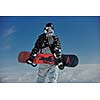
18, 51, 79, 67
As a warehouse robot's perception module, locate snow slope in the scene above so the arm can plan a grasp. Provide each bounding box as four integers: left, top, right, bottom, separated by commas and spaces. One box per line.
0, 64, 100, 83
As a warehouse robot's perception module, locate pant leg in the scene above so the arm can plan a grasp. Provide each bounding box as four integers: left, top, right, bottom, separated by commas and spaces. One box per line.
36, 64, 50, 83
48, 65, 58, 83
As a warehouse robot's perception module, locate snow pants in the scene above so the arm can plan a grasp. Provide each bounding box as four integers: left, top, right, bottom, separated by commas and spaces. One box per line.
36, 64, 58, 83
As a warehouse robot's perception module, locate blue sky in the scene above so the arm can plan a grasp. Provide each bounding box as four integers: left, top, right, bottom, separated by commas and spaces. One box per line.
0, 16, 100, 71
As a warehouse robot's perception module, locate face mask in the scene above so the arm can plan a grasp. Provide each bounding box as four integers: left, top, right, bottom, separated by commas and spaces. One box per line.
46, 32, 54, 37
44, 28, 54, 37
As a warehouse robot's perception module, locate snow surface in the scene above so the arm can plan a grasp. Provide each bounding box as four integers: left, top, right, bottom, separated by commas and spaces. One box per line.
0, 64, 100, 83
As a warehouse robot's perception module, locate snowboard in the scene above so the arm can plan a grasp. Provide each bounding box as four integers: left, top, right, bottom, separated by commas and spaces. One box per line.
18, 51, 79, 68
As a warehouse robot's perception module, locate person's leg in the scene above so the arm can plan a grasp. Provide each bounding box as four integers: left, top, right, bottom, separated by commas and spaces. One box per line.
48, 65, 58, 83
36, 64, 49, 83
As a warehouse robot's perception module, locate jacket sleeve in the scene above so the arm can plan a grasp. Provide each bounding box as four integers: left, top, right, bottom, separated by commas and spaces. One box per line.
31, 33, 45, 56
52, 35, 62, 60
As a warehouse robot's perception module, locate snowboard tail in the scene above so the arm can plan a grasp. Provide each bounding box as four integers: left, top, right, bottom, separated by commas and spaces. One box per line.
18, 51, 79, 67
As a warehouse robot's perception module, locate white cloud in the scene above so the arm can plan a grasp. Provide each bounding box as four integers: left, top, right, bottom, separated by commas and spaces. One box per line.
1, 45, 11, 50
3, 26, 16, 37
0, 43, 12, 50
0, 26, 16, 50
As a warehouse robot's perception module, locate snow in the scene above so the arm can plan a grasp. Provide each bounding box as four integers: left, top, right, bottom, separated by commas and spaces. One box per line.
0, 64, 100, 83
58, 64, 100, 83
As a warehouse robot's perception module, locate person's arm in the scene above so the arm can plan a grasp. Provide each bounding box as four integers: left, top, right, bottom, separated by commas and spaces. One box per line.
52, 35, 64, 70
53, 35, 62, 59
26, 33, 45, 66
30, 33, 46, 58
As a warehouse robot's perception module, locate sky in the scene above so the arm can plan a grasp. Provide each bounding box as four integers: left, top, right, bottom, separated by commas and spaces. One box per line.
0, 16, 100, 72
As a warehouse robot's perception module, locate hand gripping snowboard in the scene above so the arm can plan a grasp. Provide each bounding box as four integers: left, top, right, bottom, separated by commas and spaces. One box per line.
18, 51, 79, 68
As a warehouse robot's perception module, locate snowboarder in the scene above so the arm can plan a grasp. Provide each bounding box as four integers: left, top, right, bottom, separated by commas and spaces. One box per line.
26, 23, 63, 83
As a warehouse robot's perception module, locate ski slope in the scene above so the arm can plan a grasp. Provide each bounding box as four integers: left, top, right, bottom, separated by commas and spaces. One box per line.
0, 64, 100, 83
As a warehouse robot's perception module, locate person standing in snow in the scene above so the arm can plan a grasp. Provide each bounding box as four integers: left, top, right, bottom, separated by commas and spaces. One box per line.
26, 23, 63, 83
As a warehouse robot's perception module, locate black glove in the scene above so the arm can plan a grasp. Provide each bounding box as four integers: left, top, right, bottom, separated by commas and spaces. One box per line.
55, 58, 64, 70
57, 62, 64, 70
26, 54, 37, 67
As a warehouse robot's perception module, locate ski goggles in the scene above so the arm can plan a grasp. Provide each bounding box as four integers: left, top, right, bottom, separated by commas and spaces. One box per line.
45, 26, 54, 30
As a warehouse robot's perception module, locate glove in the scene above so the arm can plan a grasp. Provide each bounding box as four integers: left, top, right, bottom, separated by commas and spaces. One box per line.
26, 53, 37, 67
57, 62, 64, 70
55, 58, 64, 70
54, 49, 62, 59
